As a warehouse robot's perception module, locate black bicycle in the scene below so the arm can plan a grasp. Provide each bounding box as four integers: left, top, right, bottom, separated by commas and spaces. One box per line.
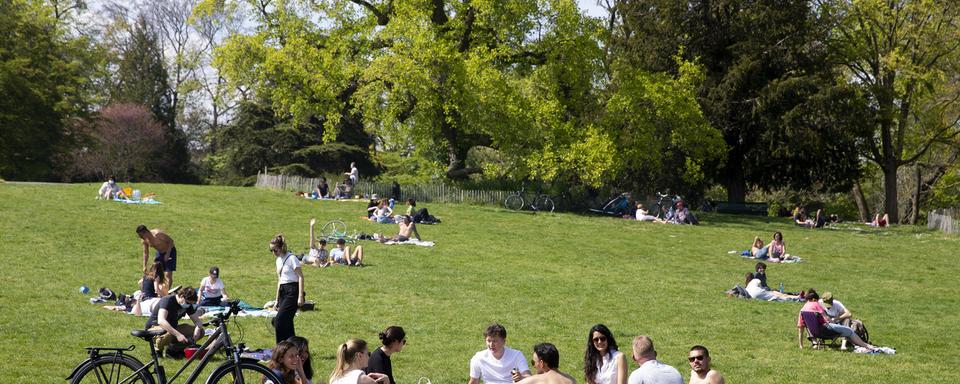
653, 191, 682, 219
503, 185, 555, 213
66, 300, 282, 384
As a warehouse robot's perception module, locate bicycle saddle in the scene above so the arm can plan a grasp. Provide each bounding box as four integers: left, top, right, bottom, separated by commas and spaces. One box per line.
131, 328, 166, 340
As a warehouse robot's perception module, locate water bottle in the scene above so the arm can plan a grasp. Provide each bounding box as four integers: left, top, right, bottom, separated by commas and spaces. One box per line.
778, 282, 784, 293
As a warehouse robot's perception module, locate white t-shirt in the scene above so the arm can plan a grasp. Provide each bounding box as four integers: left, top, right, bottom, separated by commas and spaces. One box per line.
469, 347, 529, 384
303, 248, 328, 264
330, 247, 347, 263
627, 360, 683, 384
745, 278, 770, 299
200, 276, 225, 298
331, 369, 363, 384
349, 166, 359, 184
99, 182, 120, 197
596, 350, 623, 384
820, 299, 848, 319
276, 252, 302, 284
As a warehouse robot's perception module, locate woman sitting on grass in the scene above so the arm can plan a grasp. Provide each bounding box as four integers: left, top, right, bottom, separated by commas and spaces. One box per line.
329, 339, 389, 384
750, 236, 768, 259
744, 273, 801, 301
797, 290, 877, 351
302, 218, 330, 267
370, 200, 394, 224
764, 231, 799, 262
267, 340, 308, 384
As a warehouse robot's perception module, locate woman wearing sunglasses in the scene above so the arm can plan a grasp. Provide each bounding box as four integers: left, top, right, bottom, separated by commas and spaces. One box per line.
366, 326, 406, 384
271, 234, 305, 343
583, 324, 627, 384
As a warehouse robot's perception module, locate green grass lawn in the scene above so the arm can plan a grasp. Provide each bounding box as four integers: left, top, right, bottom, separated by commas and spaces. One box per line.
1, 182, 958, 383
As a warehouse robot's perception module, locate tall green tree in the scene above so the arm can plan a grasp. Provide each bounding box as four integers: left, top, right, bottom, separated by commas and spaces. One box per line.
823, 0, 960, 223
0, 0, 100, 180
615, 0, 869, 202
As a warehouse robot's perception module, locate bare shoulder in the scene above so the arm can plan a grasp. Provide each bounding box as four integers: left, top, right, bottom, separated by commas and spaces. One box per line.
706, 370, 724, 384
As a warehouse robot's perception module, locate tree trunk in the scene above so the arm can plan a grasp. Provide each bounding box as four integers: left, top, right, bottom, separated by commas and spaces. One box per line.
882, 161, 899, 223
851, 180, 870, 223
908, 165, 922, 224
724, 147, 746, 203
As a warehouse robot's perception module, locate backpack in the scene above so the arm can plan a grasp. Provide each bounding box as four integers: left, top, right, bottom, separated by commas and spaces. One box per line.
850, 319, 869, 344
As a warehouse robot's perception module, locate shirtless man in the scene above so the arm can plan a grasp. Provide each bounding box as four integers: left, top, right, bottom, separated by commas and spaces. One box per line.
137, 225, 176, 286
380, 215, 421, 243
517, 343, 576, 384
687, 346, 724, 384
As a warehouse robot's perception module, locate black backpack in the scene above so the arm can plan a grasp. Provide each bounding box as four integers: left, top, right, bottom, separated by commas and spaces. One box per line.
850, 319, 870, 344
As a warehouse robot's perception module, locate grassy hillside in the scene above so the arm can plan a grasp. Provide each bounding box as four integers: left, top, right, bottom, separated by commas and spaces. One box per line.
0, 182, 957, 383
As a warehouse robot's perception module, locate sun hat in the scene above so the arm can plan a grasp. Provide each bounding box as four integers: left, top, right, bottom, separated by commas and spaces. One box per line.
821, 291, 834, 307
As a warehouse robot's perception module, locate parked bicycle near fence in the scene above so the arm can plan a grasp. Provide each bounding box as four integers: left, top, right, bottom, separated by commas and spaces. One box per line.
66, 300, 282, 384
503, 185, 555, 213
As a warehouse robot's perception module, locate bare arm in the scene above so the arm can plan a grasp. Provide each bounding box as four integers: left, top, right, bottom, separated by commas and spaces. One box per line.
188, 309, 205, 340
309, 218, 317, 249
296, 267, 305, 306
141, 240, 150, 273
615, 350, 628, 384
412, 224, 421, 241
798, 327, 805, 349
468, 378, 480, 384
157, 308, 187, 343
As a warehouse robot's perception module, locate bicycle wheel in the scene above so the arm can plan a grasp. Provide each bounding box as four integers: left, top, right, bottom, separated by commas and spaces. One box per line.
320, 220, 347, 238
504, 195, 524, 210
535, 196, 555, 213
71, 353, 153, 384
206, 360, 283, 384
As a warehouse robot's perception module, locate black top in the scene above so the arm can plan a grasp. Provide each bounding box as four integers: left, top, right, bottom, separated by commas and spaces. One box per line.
752, 272, 769, 290
141, 276, 157, 299
145, 295, 196, 329
365, 347, 394, 384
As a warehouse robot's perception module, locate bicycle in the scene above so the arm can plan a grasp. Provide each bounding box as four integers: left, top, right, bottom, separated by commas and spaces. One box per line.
653, 191, 682, 219
319, 219, 358, 244
503, 185, 555, 213
66, 300, 282, 384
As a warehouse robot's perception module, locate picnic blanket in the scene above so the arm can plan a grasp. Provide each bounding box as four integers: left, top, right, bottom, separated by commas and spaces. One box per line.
382, 239, 435, 247
729, 250, 803, 263
113, 198, 162, 205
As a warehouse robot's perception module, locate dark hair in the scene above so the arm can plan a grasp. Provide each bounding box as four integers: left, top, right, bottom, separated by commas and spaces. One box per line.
745, 272, 756, 287
287, 336, 313, 380
379, 325, 406, 346
689, 345, 709, 357
178, 286, 198, 302
149, 261, 166, 286
136, 225, 149, 235
407, 198, 416, 205
773, 231, 783, 241
319, 239, 327, 245
534, 343, 560, 370
269, 341, 299, 384
485, 323, 507, 339
584, 324, 618, 383
805, 289, 819, 301
755, 262, 767, 272
336, 238, 346, 245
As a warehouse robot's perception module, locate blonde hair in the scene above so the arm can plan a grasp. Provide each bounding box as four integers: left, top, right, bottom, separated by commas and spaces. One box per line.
632, 335, 656, 359
270, 234, 288, 254
330, 339, 368, 382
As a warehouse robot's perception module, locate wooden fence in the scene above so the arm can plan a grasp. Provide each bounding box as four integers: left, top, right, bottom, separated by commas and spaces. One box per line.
927, 208, 959, 234
255, 173, 512, 206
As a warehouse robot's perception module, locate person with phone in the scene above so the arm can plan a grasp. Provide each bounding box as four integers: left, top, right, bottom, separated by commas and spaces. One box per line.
469, 324, 531, 384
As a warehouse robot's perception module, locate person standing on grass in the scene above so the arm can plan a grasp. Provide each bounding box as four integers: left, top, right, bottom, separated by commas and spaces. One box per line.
584, 324, 627, 384
271, 233, 305, 343
469, 323, 531, 384
687, 346, 724, 384
137, 225, 177, 287
346, 162, 359, 186
627, 336, 682, 384
366, 326, 406, 384
517, 343, 576, 384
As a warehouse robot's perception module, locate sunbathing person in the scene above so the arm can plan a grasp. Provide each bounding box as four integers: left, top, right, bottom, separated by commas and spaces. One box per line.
867, 213, 889, 227
380, 215, 421, 243
765, 232, 791, 261
330, 238, 363, 266
750, 237, 768, 259
405, 198, 439, 224
370, 200, 394, 224
744, 273, 800, 301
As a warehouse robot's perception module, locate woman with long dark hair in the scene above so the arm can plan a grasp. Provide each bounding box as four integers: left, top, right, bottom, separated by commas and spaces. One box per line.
287, 336, 314, 384
583, 324, 627, 384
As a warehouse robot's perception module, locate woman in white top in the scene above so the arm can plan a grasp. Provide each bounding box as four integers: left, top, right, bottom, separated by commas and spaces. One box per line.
743, 273, 798, 301
198, 266, 229, 306
634, 203, 664, 223
329, 339, 389, 384
583, 324, 627, 384
271, 234, 304, 344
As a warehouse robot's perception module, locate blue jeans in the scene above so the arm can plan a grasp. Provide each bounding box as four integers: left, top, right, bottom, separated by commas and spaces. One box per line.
755, 246, 769, 260
825, 323, 856, 338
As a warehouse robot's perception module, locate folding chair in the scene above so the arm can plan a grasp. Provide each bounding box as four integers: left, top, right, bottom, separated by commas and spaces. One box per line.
801, 311, 842, 350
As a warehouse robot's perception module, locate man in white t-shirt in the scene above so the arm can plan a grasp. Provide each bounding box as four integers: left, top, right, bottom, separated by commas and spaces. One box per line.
627, 335, 682, 384
469, 323, 531, 384
820, 291, 855, 349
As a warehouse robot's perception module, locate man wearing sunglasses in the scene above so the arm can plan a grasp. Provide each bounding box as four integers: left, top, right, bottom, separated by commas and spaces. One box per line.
687, 346, 724, 384
145, 286, 205, 358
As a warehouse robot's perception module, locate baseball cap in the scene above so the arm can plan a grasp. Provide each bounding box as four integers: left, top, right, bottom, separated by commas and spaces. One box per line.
821, 291, 833, 307
210, 266, 219, 277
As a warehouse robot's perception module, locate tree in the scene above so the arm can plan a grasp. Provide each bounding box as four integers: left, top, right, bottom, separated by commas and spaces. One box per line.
68, 103, 169, 181
823, 0, 960, 223
614, 0, 869, 202
0, 0, 100, 180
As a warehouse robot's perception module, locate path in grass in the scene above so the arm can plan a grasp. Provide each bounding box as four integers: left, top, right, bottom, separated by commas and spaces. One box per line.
0, 183, 958, 383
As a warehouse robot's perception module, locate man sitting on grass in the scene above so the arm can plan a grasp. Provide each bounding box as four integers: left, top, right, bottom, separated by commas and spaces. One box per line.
469, 323, 531, 384
687, 345, 724, 384
517, 343, 576, 384
330, 238, 363, 266
302, 218, 330, 267
627, 335, 683, 384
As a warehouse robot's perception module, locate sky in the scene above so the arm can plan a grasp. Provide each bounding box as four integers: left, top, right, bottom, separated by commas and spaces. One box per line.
576, 0, 609, 19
